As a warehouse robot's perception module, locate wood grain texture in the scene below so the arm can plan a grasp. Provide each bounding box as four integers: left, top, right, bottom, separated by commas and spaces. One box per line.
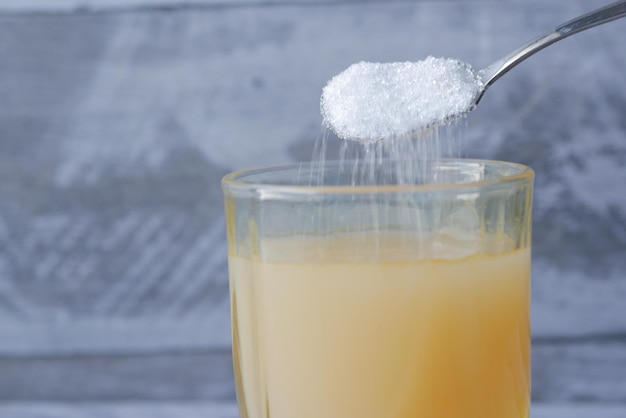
0, 0, 624, 405
0, 402, 624, 418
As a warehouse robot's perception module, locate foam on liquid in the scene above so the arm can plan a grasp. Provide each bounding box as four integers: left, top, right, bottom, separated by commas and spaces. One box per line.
321, 57, 482, 142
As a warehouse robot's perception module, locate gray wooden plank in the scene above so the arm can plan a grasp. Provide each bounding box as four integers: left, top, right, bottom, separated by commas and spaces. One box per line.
0, 350, 236, 401
0, 0, 484, 14
535, 404, 626, 418
0, 402, 624, 418
0, 318, 230, 355
0, 402, 239, 418
533, 339, 626, 403
0, 340, 624, 402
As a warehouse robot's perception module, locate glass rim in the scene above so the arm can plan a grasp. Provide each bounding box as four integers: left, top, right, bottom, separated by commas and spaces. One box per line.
222, 158, 534, 196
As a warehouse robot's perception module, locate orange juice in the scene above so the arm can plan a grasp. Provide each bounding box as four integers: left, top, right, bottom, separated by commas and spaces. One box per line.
230, 235, 530, 418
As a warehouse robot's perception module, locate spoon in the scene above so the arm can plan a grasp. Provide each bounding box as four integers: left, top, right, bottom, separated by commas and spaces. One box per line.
475, 0, 626, 105
321, 0, 626, 141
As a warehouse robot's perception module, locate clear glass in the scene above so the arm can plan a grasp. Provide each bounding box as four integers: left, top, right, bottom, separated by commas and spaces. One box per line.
222, 159, 534, 418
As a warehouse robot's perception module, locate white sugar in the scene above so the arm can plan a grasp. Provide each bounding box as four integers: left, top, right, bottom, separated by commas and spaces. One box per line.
321, 57, 482, 142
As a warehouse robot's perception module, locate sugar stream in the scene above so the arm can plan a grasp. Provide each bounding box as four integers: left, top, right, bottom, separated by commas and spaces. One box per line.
310, 120, 467, 187
305, 56, 477, 256
302, 120, 478, 261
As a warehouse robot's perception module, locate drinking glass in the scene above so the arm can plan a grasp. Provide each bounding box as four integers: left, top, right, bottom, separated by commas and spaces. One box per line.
222, 159, 534, 418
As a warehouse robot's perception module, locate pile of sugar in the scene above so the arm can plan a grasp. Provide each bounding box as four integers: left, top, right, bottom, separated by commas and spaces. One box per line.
320, 57, 482, 142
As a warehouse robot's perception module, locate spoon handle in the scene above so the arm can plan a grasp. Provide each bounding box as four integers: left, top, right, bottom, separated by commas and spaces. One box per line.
479, 0, 626, 93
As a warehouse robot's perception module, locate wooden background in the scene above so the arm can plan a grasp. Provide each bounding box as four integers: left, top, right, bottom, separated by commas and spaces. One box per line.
0, 0, 625, 416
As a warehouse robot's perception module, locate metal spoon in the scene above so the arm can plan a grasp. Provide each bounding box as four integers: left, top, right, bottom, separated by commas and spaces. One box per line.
475, 0, 626, 106
321, 0, 626, 141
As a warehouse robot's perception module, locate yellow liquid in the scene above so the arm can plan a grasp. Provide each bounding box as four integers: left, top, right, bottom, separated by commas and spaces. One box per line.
230, 236, 530, 418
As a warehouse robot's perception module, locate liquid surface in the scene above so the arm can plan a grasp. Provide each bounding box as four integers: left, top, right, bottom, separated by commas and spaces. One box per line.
230, 236, 530, 418
320, 57, 482, 142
